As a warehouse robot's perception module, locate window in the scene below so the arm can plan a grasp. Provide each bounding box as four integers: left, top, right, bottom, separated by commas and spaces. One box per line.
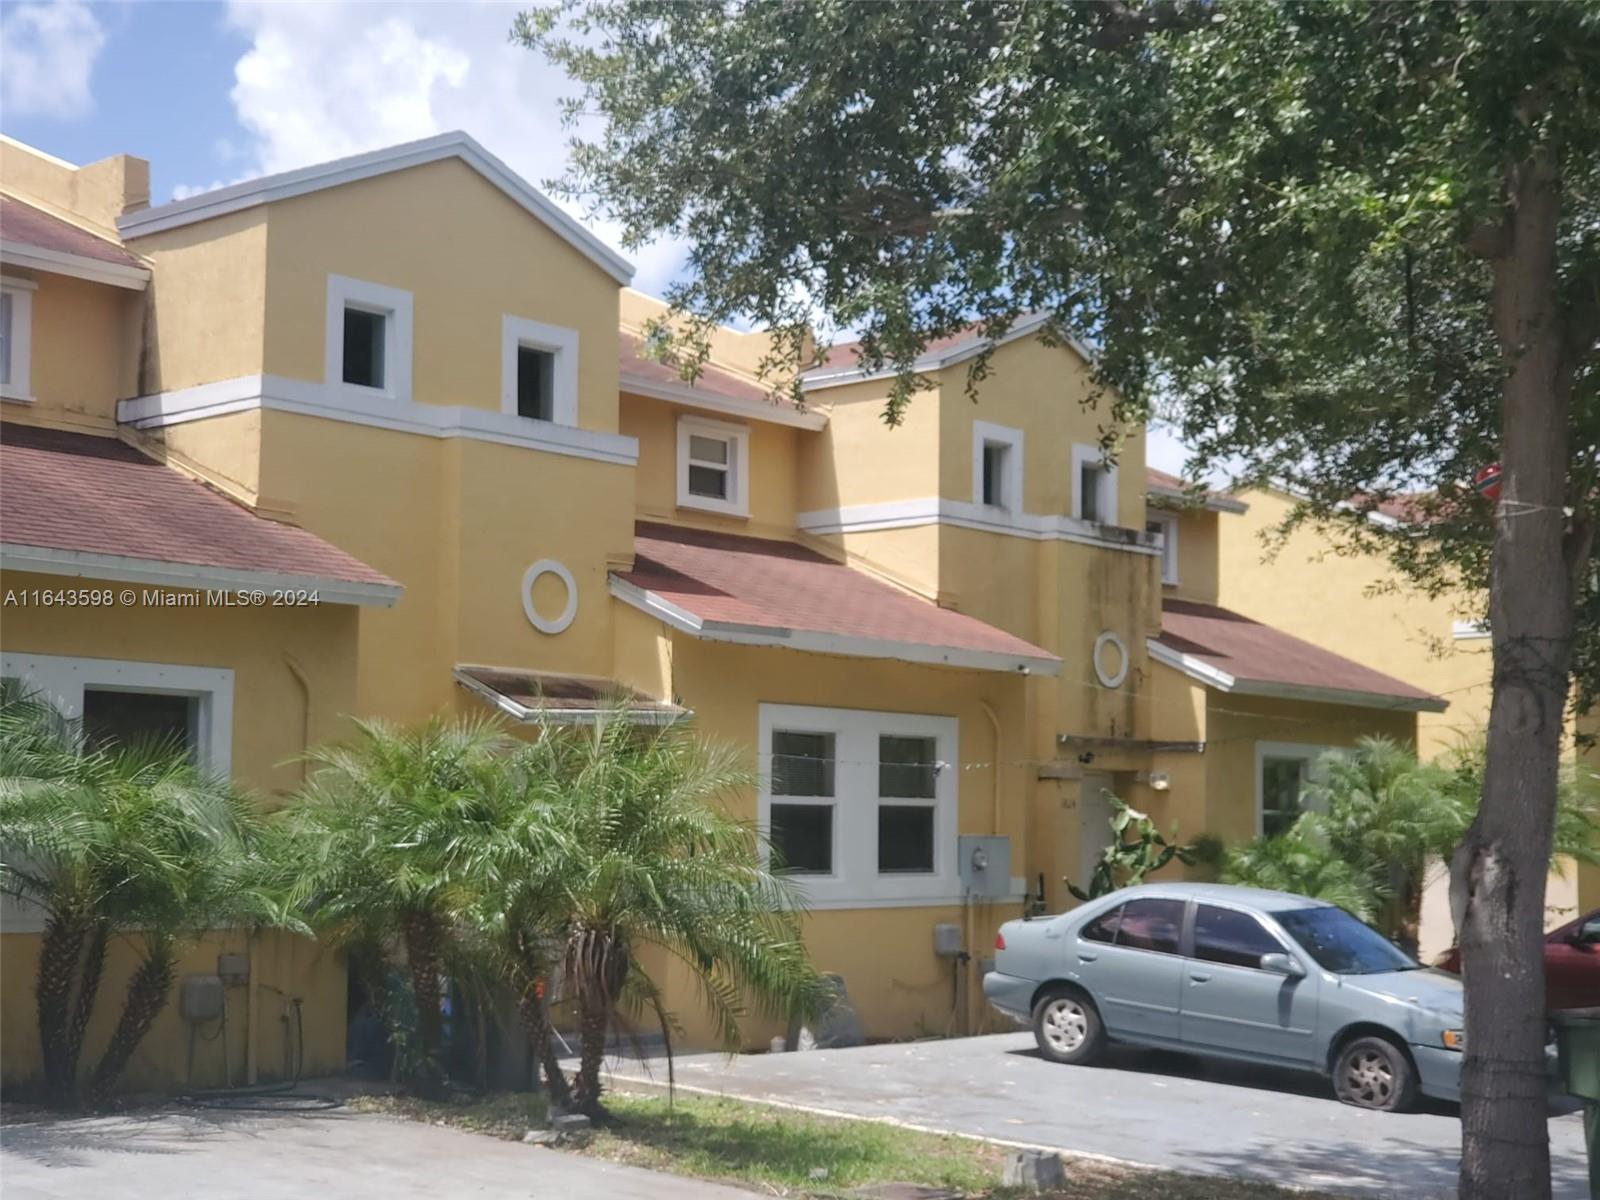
1146, 513, 1179, 585
342, 308, 386, 388
877, 734, 937, 874
1080, 904, 1123, 944
0, 277, 35, 402
1071, 444, 1119, 525
759, 705, 958, 905
325, 275, 412, 400
1193, 904, 1285, 970
972, 421, 1023, 512
1274, 907, 1417, 975
676, 415, 749, 516
501, 315, 579, 425
82, 689, 199, 760
1113, 897, 1185, 954
1255, 742, 1333, 837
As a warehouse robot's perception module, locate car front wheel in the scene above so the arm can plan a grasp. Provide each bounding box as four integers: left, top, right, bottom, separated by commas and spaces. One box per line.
1031, 988, 1105, 1065
1332, 1035, 1419, 1112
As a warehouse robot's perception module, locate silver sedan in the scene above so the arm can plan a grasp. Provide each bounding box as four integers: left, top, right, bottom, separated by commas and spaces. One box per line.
983, 881, 1466, 1111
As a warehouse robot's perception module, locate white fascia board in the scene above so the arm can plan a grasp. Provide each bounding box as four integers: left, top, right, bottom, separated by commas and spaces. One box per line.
0, 543, 401, 608
117, 373, 639, 467
800, 312, 1096, 392
451, 666, 685, 727
1146, 481, 1249, 515
609, 574, 1059, 676
0, 241, 149, 290
1145, 636, 1446, 713
619, 371, 827, 430
117, 131, 635, 285
796, 498, 1162, 558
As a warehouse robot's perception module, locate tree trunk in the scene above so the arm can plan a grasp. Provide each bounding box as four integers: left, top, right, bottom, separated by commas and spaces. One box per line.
1452, 150, 1574, 1200
512, 947, 573, 1110
401, 910, 447, 1098
572, 988, 610, 1118
567, 926, 627, 1118
91, 946, 176, 1097
66, 921, 109, 1085
35, 910, 87, 1106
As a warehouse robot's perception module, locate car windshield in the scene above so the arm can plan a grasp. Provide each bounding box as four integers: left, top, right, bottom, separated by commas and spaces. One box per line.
1273, 906, 1419, 975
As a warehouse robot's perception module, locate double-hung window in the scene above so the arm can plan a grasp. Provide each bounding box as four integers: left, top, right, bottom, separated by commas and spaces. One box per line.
759, 704, 958, 906
676, 415, 749, 516
0, 276, 35, 402
1255, 741, 1334, 836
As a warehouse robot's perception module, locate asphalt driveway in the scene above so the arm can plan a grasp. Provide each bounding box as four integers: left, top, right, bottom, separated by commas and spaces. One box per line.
0, 1101, 750, 1200
596, 1032, 1591, 1200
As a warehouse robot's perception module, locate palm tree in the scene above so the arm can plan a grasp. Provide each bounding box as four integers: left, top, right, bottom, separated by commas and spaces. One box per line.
0, 688, 270, 1104
509, 709, 827, 1118
1221, 821, 1380, 921
278, 716, 518, 1098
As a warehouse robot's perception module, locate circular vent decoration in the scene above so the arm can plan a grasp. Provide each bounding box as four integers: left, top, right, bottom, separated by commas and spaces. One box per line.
1092, 631, 1129, 688
522, 559, 578, 635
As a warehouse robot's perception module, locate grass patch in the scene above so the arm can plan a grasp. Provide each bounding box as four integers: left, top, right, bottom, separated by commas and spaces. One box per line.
352, 1088, 1341, 1199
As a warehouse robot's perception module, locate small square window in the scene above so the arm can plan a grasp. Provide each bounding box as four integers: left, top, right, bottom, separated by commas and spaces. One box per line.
81, 689, 198, 761
771, 803, 833, 874
982, 443, 1010, 508
342, 307, 387, 389
1146, 515, 1179, 585
517, 346, 556, 421
877, 805, 934, 874
772, 730, 835, 796
1080, 461, 1104, 523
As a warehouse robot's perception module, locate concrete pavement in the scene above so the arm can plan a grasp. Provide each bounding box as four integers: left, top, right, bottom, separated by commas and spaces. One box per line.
594, 1032, 1591, 1200
0, 1102, 752, 1200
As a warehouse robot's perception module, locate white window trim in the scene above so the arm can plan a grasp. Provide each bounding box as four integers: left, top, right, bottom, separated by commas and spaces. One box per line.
0, 652, 234, 934
972, 420, 1024, 513
1452, 619, 1490, 641
1, 275, 37, 403
1071, 443, 1119, 525
758, 703, 959, 908
501, 314, 579, 426
1253, 740, 1335, 837
1147, 511, 1179, 585
324, 274, 413, 402
676, 414, 750, 517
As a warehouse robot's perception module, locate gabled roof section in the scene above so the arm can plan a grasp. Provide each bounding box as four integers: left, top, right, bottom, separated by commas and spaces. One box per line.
619, 332, 825, 430
800, 312, 1096, 392
0, 422, 399, 607
116, 132, 634, 285
0, 195, 150, 290
1146, 467, 1248, 514
1149, 598, 1445, 712
612, 521, 1059, 674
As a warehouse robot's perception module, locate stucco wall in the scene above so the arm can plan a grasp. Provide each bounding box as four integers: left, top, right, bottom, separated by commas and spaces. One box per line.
0, 269, 141, 433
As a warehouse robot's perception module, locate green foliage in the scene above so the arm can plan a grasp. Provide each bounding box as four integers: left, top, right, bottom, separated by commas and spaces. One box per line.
1221, 822, 1382, 924
1067, 794, 1197, 901
0, 686, 273, 1102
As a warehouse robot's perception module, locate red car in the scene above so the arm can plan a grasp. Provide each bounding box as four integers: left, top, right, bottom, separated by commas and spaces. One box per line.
1435, 909, 1600, 1011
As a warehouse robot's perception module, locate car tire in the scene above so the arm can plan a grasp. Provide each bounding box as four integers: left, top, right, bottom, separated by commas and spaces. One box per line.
1332, 1035, 1419, 1112
1031, 988, 1106, 1066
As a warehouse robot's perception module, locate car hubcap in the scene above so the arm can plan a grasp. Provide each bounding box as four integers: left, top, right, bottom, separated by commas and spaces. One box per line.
1042, 998, 1087, 1053
1344, 1050, 1394, 1106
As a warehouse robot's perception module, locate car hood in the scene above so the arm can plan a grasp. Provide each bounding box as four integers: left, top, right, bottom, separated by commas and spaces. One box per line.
1336, 967, 1464, 1016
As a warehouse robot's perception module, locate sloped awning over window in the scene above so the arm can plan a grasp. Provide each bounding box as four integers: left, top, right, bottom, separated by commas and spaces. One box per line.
453, 665, 686, 726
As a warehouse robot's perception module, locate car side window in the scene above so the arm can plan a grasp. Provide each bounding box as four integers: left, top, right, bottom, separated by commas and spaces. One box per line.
1194, 904, 1283, 969
1080, 904, 1123, 944
1114, 898, 1185, 955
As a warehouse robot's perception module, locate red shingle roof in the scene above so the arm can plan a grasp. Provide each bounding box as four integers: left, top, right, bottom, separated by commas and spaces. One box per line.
0, 196, 144, 268
618, 332, 770, 404
0, 423, 398, 603
615, 521, 1058, 673
1155, 598, 1444, 711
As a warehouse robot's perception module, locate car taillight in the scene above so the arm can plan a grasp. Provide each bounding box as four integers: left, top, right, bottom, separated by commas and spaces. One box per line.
995, 932, 1006, 951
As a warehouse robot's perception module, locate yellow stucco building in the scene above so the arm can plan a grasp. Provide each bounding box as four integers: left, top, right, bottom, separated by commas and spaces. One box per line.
1, 132, 1451, 1091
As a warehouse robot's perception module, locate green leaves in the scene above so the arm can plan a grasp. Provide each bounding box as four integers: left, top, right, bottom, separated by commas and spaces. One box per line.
1065, 794, 1198, 902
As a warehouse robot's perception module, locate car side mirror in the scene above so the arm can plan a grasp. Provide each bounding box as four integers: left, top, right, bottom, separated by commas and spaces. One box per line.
1260, 953, 1306, 978
1572, 918, 1600, 947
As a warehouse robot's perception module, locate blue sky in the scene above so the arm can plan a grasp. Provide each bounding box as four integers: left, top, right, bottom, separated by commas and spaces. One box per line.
0, 0, 1194, 474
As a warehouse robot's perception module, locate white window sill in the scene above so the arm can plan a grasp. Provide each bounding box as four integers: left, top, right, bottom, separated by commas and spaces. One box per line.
678, 496, 750, 519
0, 392, 35, 404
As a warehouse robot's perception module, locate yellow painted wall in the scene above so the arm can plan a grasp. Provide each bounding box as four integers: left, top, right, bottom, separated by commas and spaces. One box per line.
0, 569, 362, 1090
797, 377, 941, 512
0, 139, 148, 237
259, 159, 622, 432
0, 269, 141, 433
1215, 487, 1489, 758
136, 410, 265, 509
1165, 505, 1221, 604
620, 391, 802, 538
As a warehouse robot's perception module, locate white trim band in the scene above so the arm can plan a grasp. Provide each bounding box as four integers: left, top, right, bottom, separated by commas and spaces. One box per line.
0, 242, 150, 291
797, 498, 1161, 557
116, 373, 639, 467
0, 543, 400, 608
609, 574, 1059, 675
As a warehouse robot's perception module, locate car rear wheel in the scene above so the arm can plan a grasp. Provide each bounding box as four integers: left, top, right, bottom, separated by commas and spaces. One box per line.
1332, 1035, 1418, 1112
1031, 988, 1105, 1065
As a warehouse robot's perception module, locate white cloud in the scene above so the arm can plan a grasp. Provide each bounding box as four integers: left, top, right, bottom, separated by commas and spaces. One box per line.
0, 0, 106, 120
175, 1, 686, 296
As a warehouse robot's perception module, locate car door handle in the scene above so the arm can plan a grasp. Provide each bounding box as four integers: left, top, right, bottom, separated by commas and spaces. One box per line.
1077, 951, 1099, 963
1188, 971, 1211, 984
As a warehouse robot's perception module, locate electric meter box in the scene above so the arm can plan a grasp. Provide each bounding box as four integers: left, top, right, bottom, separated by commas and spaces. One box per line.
180, 974, 224, 1022
957, 835, 1012, 899
932, 923, 963, 957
